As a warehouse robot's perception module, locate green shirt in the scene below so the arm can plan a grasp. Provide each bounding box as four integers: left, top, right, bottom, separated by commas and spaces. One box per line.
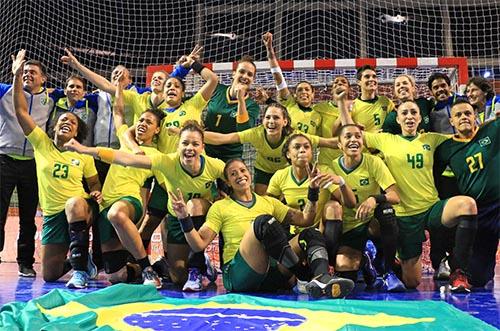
204, 84, 260, 161
434, 118, 499, 204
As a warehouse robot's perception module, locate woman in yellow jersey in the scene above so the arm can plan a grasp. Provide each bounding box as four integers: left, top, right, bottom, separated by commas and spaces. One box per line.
66, 121, 225, 292
340, 98, 478, 293
168, 159, 354, 298
201, 103, 338, 195
12, 50, 101, 289
65, 74, 164, 288
262, 32, 322, 135
332, 124, 405, 292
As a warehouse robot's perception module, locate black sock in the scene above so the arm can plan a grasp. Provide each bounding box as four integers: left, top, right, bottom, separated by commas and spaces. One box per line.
68, 221, 89, 271
137, 256, 151, 271
323, 219, 342, 265
450, 215, 477, 272
102, 250, 129, 274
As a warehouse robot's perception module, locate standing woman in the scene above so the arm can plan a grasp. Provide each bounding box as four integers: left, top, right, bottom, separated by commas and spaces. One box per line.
202, 103, 338, 195
168, 159, 354, 298
465, 76, 499, 124
65, 121, 225, 292
12, 50, 101, 288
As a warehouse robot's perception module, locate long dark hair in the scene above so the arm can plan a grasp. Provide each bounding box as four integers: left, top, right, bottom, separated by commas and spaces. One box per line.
264, 103, 293, 137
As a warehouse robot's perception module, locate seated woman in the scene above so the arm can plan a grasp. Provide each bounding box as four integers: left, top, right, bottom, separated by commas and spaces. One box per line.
12, 50, 101, 289
168, 159, 355, 298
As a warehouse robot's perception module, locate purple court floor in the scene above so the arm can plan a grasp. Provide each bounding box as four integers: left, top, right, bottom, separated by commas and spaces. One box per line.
0, 262, 498, 329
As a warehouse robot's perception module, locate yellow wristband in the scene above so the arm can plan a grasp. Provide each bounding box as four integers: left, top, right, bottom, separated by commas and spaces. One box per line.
96, 147, 115, 164
236, 112, 250, 123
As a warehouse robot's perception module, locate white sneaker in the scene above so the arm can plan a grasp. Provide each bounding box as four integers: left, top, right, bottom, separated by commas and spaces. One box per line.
182, 268, 203, 292
66, 270, 89, 289
434, 257, 451, 280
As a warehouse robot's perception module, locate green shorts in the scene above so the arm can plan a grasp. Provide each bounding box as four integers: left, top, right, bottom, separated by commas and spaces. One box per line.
165, 214, 209, 245
254, 168, 274, 186
147, 182, 168, 219
339, 223, 369, 252
222, 250, 291, 292
99, 196, 143, 244
397, 199, 448, 260
42, 199, 98, 245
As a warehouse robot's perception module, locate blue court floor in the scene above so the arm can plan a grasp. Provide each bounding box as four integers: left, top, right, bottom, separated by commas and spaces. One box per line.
0, 262, 498, 329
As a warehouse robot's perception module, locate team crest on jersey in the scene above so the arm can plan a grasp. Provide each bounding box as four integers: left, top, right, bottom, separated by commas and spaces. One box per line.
230, 111, 237, 118
423, 116, 429, 124
71, 159, 80, 166
422, 144, 431, 151
41, 96, 48, 106
310, 121, 317, 127
360, 178, 369, 186
479, 137, 491, 147
382, 106, 387, 112
179, 110, 186, 116
205, 182, 212, 188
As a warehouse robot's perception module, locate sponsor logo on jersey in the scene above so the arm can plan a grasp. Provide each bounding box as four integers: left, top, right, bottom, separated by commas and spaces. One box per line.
479, 137, 491, 147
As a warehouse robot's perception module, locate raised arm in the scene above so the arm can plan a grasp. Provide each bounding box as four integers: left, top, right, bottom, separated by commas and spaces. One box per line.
11, 50, 36, 136
168, 188, 218, 252
112, 71, 127, 130
121, 125, 143, 155
204, 131, 241, 145
64, 138, 152, 169
337, 90, 355, 126
263, 32, 291, 100
61, 48, 116, 94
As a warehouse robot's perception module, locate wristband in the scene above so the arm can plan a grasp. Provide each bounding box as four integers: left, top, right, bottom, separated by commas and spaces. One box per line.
307, 186, 320, 202
236, 112, 249, 123
270, 66, 282, 74
276, 81, 288, 91
96, 147, 115, 164
191, 61, 205, 74
179, 215, 194, 233
338, 176, 346, 187
370, 194, 387, 204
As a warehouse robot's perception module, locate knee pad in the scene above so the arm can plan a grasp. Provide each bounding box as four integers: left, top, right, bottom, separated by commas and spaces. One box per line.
253, 214, 299, 268
298, 228, 328, 264
323, 220, 342, 260
103, 250, 129, 274
374, 202, 396, 224
69, 221, 89, 271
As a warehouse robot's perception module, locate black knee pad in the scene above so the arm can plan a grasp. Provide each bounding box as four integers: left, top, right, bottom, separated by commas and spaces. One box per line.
68, 221, 89, 271
103, 250, 129, 274
374, 202, 396, 224
298, 228, 328, 264
323, 220, 342, 261
253, 214, 299, 268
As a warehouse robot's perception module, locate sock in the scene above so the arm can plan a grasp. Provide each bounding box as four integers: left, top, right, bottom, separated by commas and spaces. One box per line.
449, 215, 477, 272
137, 256, 151, 271
323, 219, 342, 265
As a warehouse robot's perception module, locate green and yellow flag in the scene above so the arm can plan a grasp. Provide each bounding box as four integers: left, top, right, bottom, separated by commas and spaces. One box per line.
0, 284, 494, 330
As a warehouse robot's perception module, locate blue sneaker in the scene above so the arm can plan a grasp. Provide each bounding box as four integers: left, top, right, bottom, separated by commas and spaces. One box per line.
66, 270, 89, 289
365, 240, 377, 261
204, 253, 218, 283
87, 254, 98, 280
382, 271, 406, 292
361, 251, 378, 288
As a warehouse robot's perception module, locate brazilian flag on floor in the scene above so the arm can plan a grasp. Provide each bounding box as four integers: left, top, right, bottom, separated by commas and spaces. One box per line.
0, 284, 494, 330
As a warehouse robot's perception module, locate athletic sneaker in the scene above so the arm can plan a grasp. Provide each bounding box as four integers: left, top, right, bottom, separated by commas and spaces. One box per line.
18, 265, 36, 278
382, 271, 406, 292
142, 266, 162, 289
433, 256, 451, 281
204, 253, 218, 283
183, 268, 203, 292
152, 256, 171, 282
293, 279, 309, 294
305, 274, 354, 299
87, 255, 98, 280
450, 269, 471, 293
361, 251, 378, 288
66, 270, 89, 289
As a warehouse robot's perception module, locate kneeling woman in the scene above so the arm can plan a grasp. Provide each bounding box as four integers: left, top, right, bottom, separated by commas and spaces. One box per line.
12, 51, 101, 288
168, 159, 355, 298
66, 120, 225, 292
